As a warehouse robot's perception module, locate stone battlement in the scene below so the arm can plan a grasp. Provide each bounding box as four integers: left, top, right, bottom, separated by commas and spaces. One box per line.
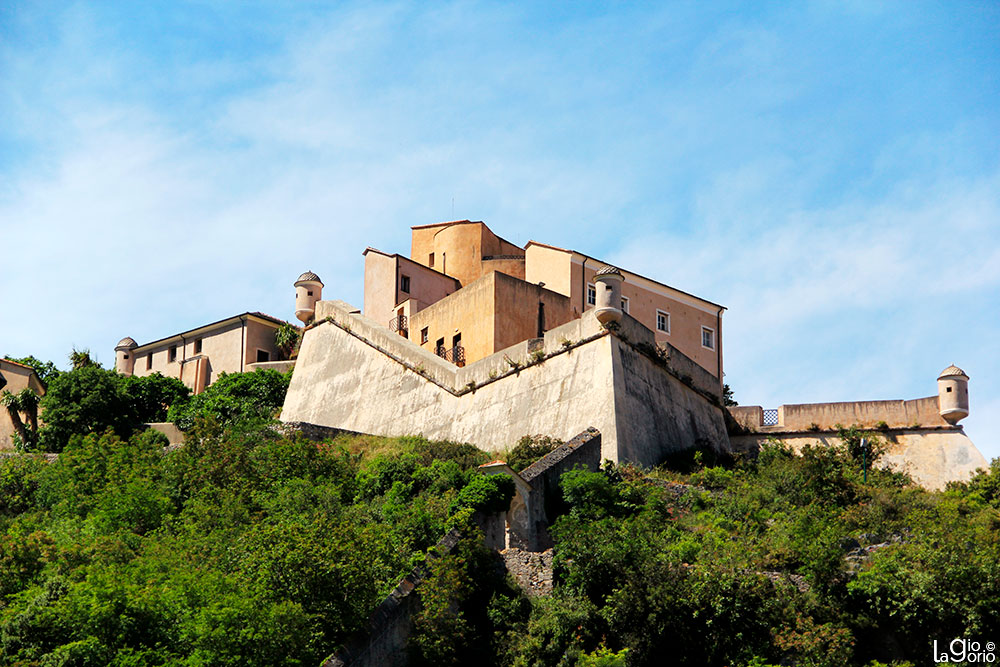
283, 300, 729, 467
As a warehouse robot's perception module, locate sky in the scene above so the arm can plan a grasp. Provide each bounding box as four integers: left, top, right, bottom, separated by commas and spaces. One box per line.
1, 2, 998, 459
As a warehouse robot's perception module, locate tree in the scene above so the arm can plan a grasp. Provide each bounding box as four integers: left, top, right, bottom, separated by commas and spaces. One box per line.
723, 383, 738, 407
1, 388, 41, 450
275, 323, 302, 359
120, 373, 190, 423
166, 369, 291, 430
69, 347, 99, 370
37, 366, 136, 451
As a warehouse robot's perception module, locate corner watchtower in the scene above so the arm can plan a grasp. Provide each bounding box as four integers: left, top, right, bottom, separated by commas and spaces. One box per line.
115, 337, 138, 375
593, 265, 624, 325
937, 364, 970, 424
294, 271, 324, 324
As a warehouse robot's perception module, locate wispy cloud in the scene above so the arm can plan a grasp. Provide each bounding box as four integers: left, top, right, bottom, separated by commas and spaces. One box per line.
1, 1, 997, 458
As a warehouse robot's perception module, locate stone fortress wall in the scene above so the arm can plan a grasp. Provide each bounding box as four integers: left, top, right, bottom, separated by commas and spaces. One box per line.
727, 366, 986, 490
281, 299, 730, 468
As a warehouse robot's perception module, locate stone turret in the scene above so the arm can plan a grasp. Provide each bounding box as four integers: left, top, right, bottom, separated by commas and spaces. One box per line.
294, 271, 324, 324
593, 265, 624, 325
115, 337, 137, 375
938, 365, 970, 424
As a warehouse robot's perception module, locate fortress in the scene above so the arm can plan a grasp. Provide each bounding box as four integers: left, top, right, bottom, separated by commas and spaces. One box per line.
279, 220, 987, 488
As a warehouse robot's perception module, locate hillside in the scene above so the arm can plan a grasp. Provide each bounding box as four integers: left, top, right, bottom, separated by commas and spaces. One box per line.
1, 363, 999, 666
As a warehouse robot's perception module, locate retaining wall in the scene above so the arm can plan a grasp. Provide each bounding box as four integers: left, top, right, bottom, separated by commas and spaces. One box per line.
730, 428, 987, 491
282, 301, 730, 467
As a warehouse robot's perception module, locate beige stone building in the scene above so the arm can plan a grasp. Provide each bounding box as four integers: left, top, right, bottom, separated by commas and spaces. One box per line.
0, 358, 45, 450
729, 366, 985, 490
363, 220, 725, 380
115, 312, 290, 393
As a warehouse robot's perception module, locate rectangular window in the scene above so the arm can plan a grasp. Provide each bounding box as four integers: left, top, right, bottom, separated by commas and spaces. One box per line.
146, 354, 153, 370
169, 345, 177, 363
420, 327, 429, 344
621, 296, 629, 313
256, 350, 270, 363
656, 310, 670, 333
400, 275, 410, 293
428, 253, 435, 267
701, 326, 715, 350
194, 338, 202, 354
587, 283, 596, 306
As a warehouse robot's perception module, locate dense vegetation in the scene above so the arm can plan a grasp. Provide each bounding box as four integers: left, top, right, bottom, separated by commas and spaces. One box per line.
1, 355, 997, 666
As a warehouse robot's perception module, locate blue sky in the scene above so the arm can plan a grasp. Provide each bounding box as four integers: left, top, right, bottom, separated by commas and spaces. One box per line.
2, 2, 998, 459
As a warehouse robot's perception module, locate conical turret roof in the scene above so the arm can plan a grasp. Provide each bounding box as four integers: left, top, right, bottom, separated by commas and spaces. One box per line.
295, 271, 324, 286
938, 364, 969, 380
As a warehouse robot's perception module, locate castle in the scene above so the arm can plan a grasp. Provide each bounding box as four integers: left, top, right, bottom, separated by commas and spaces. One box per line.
279, 219, 986, 489
358, 220, 724, 380
114, 312, 293, 393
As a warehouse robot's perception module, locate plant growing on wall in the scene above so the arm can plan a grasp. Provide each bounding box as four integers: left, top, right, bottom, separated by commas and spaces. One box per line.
275, 323, 302, 359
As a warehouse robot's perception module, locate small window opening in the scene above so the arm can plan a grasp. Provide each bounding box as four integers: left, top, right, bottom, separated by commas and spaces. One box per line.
947, 387, 953, 393
656, 310, 670, 333
400, 275, 411, 293
194, 338, 202, 354
429, 253, 435, 267
587, 284, 596, 306
421, 327, 429, 344
146, 355, 153, 370
701, 327, 715, 350
256, 350, 270, 363
123, 354, 129, 359
621, 296, 629, 313
169, 346, 177, 363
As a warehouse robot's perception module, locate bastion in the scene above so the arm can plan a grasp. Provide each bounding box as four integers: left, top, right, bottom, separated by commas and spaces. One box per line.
281, 299, 731, 467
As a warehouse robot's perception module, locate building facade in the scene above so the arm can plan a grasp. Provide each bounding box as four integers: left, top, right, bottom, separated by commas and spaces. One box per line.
115, 312, 290, 393
0, 358, 45, 450
362, 220, 725, 380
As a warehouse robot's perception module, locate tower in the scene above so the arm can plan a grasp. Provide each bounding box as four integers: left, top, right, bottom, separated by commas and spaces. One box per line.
115, 337, 138, 375
937, 364, 970, 424
294, 271, 324, 324
593, 265, 624, 325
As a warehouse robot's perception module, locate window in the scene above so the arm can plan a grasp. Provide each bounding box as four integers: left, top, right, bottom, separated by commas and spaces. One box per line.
587, 283, 596, 306
421, 327, 429, 344
429, 253, 435, 267
169, 345, 177, 363
194, 338, 202, 354
656, 310, 670, 333
307, 290, 313, 296
621, 296, 629, 313
123, 354, 129, 359
947, 387, 953, 393
701, 326, 715, 350
256, 350, 270, 363
400, 275, 410, 293
146, 354, 153, 370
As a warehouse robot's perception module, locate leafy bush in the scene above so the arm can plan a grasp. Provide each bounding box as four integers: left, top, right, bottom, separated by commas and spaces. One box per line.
503, 434, 562, 473
167, 369, 290, 430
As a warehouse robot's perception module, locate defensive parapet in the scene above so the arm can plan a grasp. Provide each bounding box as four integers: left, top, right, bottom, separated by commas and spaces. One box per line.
281, 299, 730, 467
728, 365, 986, 490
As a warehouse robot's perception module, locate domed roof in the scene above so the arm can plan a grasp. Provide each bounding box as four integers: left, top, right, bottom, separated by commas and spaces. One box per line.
938, 364, 969, 380
115, 337, 137, 350
595, 264, 623, 278
295, 270, 324, 286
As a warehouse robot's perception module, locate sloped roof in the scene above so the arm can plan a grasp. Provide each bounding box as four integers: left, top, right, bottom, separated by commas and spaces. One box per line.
938, 365, 969, 380
295, 271, 323, 286
116, 337, 138, 350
